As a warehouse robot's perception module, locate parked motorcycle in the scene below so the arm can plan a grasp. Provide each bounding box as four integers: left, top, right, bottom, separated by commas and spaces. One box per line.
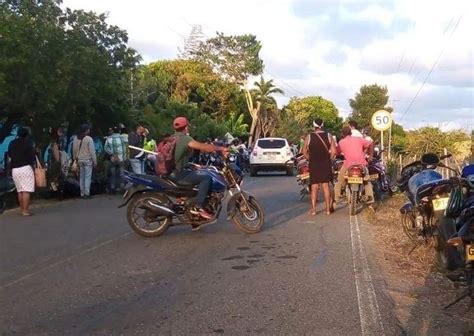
367, 150, 396, 201
436, 164, 474, 308
398, 153, 455, 244
0, 171, 15, 214
293, 153, 310, 199
119, 158, 264, 237
444, 198, 474, 308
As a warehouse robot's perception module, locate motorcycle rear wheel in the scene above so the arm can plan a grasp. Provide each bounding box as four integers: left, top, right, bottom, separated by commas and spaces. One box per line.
349, 190, 358, 216
231, 197, 264, 234
127, 193, 172, 237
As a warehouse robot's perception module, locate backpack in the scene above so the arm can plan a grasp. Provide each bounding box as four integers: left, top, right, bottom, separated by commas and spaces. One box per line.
155, 135, 177, 175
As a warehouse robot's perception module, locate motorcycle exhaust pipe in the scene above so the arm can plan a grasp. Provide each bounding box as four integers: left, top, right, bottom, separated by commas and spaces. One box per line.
144, 201, 175, 216
399, 202, 413, 215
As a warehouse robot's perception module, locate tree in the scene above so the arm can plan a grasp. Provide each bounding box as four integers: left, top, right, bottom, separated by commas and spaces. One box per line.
178, 24, 205, 59
349, 84, 393, 132
405, 127, 470, 160
223, 112, 249, 138
0, 0, 139, 138
278, 96, 343, 141
191, 33, 264, 145
253, 77, 284, 138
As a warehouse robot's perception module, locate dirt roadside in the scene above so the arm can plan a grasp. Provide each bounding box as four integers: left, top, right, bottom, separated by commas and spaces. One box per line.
365, 194, 473, 335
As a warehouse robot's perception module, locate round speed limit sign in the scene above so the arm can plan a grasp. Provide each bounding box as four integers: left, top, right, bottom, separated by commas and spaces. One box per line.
371, 110, 393, 131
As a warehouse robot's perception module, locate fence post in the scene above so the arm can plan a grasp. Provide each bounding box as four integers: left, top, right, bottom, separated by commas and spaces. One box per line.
399, 154, 402, 177
444, 148, 448, 178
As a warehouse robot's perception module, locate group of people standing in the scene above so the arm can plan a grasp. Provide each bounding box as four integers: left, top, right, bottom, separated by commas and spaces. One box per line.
4, 122, 154, 216
301, 119, 374, 216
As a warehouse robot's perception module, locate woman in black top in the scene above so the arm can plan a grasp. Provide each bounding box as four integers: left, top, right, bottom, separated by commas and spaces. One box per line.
302, 118, 337, 216
7, 127, 35, 216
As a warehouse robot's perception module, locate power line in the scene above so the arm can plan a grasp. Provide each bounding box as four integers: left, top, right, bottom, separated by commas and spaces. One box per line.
399, 13, 464, 123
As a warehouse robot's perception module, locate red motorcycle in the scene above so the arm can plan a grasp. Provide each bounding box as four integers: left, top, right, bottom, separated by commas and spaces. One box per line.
345, 164, 373, 215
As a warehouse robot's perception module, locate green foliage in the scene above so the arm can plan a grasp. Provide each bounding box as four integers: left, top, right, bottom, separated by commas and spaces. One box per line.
0, 0, 139, 137
134, 60, 246, 121
191, 33, 264, 85
277, 96, 343, 141
405, 127, 470, 159
141, 102, 227, 142
349, 84, 393, 132
223, 112, 249, 138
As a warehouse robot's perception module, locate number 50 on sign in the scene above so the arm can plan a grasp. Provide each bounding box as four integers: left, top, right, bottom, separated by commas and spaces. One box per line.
371, 110, 392, 131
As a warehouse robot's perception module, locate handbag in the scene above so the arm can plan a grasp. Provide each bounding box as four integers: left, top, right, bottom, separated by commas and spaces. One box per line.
70, 139, 83, 174
34, 155, 47, 188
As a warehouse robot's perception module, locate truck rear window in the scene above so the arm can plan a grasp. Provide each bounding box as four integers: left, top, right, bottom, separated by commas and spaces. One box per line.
257, 139, 286, 149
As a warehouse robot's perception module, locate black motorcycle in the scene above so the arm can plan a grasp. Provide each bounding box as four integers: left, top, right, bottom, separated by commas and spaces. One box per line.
0, 170, 15, 214
367, 150, 396, 201
398, 153, 455, 244
444, 202, 474, 308
439, 165, 474, 308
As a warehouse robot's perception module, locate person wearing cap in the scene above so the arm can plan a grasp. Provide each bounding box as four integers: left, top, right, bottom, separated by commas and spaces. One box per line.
301, 118, 337, 216
128, 124, 148, 174
172, 116, 228, 222
72, 124, 97, 199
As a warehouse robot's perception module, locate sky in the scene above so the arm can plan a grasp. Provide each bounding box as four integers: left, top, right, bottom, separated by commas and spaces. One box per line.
62, 0, 473, 132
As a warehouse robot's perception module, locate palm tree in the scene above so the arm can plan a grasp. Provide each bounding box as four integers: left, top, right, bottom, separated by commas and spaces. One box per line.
252, 77, 284, 140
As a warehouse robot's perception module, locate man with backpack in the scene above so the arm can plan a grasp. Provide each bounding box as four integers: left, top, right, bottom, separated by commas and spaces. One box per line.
104, 127, 126, 193
157, 117, 228, 220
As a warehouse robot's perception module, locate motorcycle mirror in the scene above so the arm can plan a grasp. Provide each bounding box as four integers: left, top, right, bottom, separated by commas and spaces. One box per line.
421, 153, 440, 166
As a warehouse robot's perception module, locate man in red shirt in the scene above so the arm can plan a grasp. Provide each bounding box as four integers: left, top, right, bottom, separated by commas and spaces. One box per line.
335, 126, 374, 203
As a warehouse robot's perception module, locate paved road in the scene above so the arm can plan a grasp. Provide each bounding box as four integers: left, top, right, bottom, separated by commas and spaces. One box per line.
0, 174, 401, 335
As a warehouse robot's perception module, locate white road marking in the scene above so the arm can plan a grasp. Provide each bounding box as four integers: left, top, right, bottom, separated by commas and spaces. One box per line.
0, 231, 131, 290
350, 215, 385, 336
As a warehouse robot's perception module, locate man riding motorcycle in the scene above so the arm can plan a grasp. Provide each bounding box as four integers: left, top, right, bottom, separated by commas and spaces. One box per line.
172, 117, 228, 220
335, 126, 375, 203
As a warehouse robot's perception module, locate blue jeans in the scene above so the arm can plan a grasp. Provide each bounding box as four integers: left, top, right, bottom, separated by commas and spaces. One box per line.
109, 161, 124, 192
129, 159, 144, 174
79, 159, 93, 196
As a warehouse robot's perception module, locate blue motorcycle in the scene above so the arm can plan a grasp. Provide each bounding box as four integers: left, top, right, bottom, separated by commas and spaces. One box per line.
398, 153, 455, 244
119, 159, 264, 237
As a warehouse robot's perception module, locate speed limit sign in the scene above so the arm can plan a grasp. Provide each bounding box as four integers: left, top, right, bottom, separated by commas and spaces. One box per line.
371, 110, 392, 131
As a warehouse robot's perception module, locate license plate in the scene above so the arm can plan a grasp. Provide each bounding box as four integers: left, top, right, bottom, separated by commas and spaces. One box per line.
369, 174, 379, 180
432, 197, 449, 211
347, 177, 363, 184
297, 173, 310, 180
467, 244, 474, 261
267, 154, 275, 160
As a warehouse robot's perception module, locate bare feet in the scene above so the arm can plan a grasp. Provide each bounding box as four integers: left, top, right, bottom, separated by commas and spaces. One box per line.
308, 209, 316, 216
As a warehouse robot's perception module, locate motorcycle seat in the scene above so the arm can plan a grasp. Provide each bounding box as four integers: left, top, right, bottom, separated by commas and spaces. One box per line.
162, 175, 195, 188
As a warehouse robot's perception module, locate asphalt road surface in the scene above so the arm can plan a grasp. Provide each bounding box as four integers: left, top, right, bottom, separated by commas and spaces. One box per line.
0, 174, 402, 335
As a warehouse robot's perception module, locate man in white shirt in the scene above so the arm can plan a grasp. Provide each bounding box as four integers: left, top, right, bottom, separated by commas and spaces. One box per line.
349, 120, 363, 137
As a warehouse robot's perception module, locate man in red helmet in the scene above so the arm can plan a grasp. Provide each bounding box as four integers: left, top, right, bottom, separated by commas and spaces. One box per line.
172, 117, 228, 221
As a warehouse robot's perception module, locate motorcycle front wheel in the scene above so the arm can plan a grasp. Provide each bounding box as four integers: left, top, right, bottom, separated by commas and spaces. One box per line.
231, 197, 264, 234
126, 193, 172, 237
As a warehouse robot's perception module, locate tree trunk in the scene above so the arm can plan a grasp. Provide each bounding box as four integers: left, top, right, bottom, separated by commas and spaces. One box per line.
245, 88, 259, 146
